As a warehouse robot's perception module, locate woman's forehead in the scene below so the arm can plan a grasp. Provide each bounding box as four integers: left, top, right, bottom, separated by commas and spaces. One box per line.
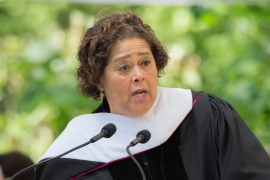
109, 38, 151, 58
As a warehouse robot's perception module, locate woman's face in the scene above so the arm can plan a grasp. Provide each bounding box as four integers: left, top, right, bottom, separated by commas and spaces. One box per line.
99, 37, 158, 117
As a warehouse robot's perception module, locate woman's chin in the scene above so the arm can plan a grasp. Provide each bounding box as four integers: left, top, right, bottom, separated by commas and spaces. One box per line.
111, 107, 148, 117
126, 107, 151, 117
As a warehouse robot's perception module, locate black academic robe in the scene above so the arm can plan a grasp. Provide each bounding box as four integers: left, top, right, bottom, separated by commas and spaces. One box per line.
35, 89, 270, 180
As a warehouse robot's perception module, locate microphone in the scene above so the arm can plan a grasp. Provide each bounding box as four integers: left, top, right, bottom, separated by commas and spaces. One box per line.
7, 123, 117, 180
130, 130, 151, 146
126, 130, 151, 180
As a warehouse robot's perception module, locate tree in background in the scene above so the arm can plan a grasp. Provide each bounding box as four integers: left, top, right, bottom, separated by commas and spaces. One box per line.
0, 2, 269, 161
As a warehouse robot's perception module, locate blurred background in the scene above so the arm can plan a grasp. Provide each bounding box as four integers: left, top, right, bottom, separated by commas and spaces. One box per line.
0, 0, 270, 162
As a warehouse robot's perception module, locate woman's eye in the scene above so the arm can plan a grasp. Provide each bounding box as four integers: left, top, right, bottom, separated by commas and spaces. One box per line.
142, 60, 150, 67
119, 65, 129, 71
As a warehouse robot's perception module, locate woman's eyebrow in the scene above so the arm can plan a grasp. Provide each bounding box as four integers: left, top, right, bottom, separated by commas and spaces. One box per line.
138, 51, 151, 56
113, 51, 151, 63
113, 55, 130, 63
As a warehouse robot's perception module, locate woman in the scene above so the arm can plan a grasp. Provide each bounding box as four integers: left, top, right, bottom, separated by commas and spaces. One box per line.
35, 11, 270, 180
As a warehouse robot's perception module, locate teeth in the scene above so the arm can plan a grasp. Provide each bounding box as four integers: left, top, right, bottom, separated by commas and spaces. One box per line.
135, 92, 145, 97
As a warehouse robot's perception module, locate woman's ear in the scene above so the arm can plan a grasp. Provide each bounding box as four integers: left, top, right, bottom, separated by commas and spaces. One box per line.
97, 75, 105, 91
97, 83, 104, 92
97, 78, 104, 91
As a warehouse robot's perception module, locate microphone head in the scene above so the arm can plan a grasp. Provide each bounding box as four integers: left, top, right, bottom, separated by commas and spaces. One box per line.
102, 123, 117, 138
136, 130, 151, 144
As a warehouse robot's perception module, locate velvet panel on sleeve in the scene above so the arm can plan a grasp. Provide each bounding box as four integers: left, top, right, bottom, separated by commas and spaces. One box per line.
179, 92, 270, 180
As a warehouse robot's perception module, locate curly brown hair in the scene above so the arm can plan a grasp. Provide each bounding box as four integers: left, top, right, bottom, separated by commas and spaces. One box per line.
76, 11, 169, 100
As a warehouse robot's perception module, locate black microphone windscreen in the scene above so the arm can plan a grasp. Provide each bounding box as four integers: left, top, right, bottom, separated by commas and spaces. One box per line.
136, 130, 151, 144
102, 123, 117, 138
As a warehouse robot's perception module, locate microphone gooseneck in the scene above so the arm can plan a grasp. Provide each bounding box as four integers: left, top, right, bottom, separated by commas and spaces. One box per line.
126, 130, 151, 180
90, 123, 117, 142
130, 130, 151, 146
8, 123, 117, 180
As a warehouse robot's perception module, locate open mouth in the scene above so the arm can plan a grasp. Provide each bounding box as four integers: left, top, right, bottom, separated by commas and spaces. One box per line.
132, 90, 147, 97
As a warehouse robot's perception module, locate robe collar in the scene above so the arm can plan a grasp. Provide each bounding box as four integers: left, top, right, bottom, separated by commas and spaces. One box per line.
39, 86, 192, 163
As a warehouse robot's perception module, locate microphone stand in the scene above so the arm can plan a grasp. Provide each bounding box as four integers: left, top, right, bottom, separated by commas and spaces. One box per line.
126, 144, 146, 180
7, 123, 117, 180
7, 140, 93, 180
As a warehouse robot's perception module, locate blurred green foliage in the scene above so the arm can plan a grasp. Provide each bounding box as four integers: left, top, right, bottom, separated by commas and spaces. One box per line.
0, 1, 269, 161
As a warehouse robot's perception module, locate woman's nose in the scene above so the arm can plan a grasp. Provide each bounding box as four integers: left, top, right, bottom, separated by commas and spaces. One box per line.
132, 67, 145, 82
